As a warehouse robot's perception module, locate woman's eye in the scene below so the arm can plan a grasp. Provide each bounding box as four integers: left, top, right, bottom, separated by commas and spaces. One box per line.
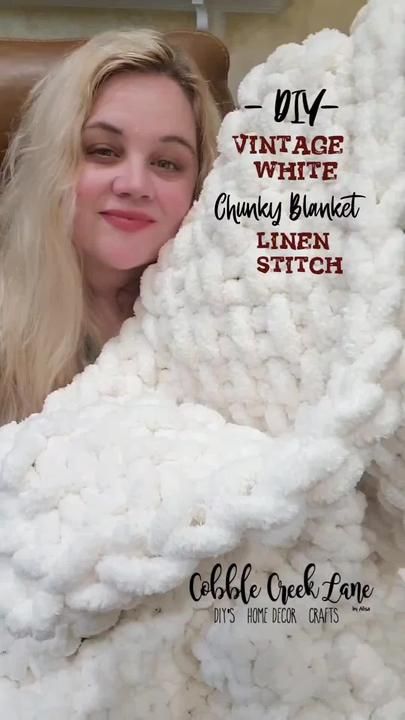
87, 146, 118, 159
153, 159, 180, 171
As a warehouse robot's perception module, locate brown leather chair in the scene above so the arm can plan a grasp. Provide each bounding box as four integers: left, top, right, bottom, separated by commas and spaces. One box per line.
0, 30, 234, 158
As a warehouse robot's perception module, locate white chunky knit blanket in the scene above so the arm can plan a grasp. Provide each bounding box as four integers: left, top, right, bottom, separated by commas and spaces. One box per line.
2, 0, 405, 717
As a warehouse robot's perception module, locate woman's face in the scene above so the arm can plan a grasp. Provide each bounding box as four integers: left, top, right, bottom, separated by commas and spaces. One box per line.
74, 72, 198, 277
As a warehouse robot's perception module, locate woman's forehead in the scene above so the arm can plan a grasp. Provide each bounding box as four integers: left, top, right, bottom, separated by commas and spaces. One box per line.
88, 72, 197, 140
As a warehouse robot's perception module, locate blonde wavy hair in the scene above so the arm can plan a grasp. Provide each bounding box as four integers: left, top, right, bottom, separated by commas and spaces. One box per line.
0, 29, 221, 425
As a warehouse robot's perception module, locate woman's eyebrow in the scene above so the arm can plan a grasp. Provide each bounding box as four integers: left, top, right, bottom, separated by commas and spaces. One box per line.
84, 121, 122, 134
160, 135, 197, 157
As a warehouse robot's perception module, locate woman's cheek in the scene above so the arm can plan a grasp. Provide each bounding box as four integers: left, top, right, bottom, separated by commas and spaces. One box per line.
162, 177, 196, 219
73, 170, 102, 248
75, 166, 107, 204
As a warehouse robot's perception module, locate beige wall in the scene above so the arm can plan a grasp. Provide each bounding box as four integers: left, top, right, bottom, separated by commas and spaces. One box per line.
0, 0, 368, 98
226, 0, 367, 97
0, 8, 194, 38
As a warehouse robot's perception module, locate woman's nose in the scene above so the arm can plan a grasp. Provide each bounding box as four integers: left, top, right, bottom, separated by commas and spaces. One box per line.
111, 158, 154, 199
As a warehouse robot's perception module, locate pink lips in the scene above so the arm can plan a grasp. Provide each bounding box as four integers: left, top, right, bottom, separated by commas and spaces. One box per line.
100, 210, 156, 233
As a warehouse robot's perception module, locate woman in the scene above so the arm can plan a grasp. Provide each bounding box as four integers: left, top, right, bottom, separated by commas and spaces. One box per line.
0, 29, 220, 425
